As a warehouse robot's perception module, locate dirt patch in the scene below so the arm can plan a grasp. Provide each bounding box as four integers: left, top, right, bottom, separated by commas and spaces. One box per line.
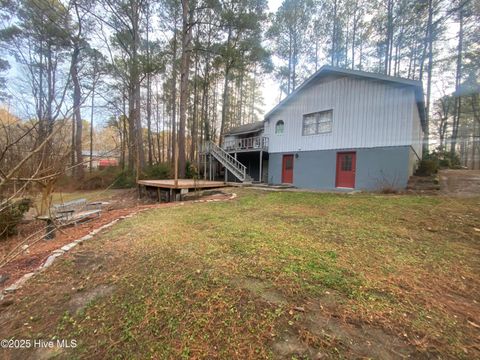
236, 277, 415, 359
67, 284, 115, 315
271, 298, 415, 359
439, 169, 480, 197
301, 305, 414, 359
234, 277, 288, 305
273, 335, 316, 358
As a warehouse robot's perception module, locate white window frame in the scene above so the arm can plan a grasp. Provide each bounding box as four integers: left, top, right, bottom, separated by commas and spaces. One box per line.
275, 120, 285, 135
302, 110, 333, 136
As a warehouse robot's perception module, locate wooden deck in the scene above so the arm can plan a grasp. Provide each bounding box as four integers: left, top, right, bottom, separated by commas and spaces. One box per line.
137, 179, 226, 189
137, 179, 227, 202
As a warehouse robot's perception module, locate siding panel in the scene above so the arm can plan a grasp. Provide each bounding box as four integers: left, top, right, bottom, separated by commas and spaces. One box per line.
264, 77, 419, 153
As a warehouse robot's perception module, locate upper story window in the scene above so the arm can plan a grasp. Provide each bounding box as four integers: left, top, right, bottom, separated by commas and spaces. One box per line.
275, 120, 284, 134
302, 110, 333, 136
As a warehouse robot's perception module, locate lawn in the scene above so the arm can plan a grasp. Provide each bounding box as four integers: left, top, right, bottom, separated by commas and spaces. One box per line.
1, 189, 479, 359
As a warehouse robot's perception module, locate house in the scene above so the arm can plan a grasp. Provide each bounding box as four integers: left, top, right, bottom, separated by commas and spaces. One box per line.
207, 65, 425, 190
81, 151, 119, 169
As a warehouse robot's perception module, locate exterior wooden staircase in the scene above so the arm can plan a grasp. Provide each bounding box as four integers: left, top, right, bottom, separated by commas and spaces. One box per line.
406, 175, 440, 192
204, 141, 252, 183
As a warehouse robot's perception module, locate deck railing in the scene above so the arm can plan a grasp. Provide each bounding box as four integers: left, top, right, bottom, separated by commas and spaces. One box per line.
204, 141, 250, 182
223, 136, 269, 152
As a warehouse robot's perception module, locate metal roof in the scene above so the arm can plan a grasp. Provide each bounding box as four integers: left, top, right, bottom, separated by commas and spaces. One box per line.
225, 121, 264, 135
264, 65, 426, 131
81, 150, 119, 158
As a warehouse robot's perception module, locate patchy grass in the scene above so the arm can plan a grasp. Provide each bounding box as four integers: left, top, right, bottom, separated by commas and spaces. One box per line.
1, 189, 479, 359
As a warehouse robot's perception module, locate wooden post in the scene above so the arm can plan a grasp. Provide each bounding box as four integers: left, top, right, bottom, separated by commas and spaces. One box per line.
45, 218, 55, 240
209, 154, 212, 180
204, 153, 207, 180
259, 150, 263, 182
174, 142, 179, 187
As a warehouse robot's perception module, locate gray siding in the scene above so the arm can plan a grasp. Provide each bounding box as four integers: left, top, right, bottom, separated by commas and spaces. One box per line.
264, 76, 419, 153
411, 102, 423, 160
268, 146, 410, 190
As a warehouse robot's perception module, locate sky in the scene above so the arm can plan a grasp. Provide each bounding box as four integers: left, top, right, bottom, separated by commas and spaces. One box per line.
263, 0, 283, 111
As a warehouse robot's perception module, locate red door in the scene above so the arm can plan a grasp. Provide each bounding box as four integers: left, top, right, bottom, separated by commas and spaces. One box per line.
336, 152, 356, 188
282, 155, 294, 184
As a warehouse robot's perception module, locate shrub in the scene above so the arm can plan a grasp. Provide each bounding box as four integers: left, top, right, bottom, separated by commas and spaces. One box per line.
427, 149, 461, 169
380, 187, 398, 194
80, 167, 136, 190
185, 161, 199, 179
142, 163, 170, 180
114, 171, 136, 188
80, 162, 187, 190
416, 159, 438, 176
0, 198, 32, 239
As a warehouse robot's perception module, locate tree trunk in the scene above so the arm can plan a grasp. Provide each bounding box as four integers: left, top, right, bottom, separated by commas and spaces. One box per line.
422, 0, 433, 154
451, 6, 464, 157
89, 74, 95, 173
71, 42, 83, 180
292, 34, 297, 91
202, 54, 211, 142
171, 25, 178, 169
178, 0, 192, 178
190, 40, 199, 163
384, 0, 393, 75
220, 27, 232, 146
287, 31, 292, 94
220, 64, 230, 146
331, 0, 337, 66
132, 2, 145, 174
146, 5, 153, 167
127, 83, 135, 173
351, 8, 357, 70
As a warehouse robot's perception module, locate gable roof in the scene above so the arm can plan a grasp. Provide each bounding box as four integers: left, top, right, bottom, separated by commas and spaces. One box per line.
225, 121, 264, 136
264, 65, 426, 131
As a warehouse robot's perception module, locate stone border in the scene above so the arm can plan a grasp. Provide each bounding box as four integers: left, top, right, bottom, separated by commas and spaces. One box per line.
0, 192, 237, 301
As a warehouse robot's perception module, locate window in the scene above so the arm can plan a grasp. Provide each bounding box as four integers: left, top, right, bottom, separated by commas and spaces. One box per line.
285, 156, 293, 170
341, 154, 352, 171
302, 110, 333, 135
275, 120, 284, 134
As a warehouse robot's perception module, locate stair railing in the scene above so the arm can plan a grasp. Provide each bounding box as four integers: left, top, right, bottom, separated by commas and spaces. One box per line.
204, 141, 248, 181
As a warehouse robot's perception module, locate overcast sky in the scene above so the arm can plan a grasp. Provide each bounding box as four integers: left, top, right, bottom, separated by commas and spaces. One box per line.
263, 0, 282, 111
